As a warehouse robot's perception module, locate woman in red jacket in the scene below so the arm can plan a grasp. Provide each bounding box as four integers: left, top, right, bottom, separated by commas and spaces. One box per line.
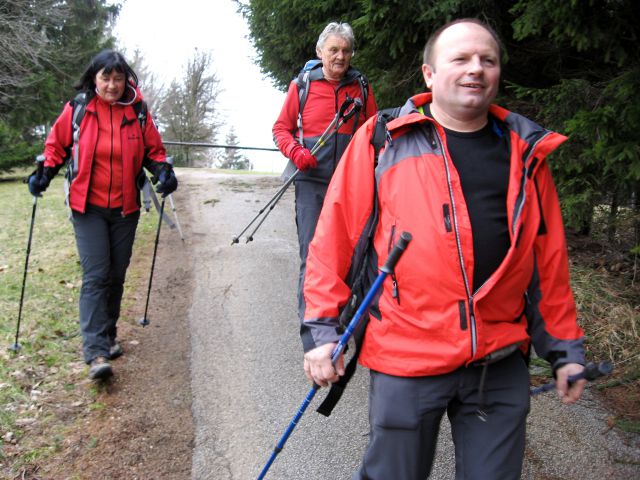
27, 50, 177, 380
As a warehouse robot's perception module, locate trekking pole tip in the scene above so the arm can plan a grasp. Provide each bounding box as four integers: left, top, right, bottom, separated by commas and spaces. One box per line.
231, 237, 240, 245
245, 236, 254, 243
138, 317, 150, 327
8, 342, 21, 353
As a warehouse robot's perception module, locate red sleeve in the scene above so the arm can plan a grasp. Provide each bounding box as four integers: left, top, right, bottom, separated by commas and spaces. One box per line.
141, 109, 166, 165
43, 103, 74, 168
272, 81, 301, 159
303, 116, 378, 321
533, 162, 583, 340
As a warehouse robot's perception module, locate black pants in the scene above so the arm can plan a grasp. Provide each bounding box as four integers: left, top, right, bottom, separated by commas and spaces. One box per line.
354, 353, 530, 480
72, 205, 139, 363
294, 181, 328, 320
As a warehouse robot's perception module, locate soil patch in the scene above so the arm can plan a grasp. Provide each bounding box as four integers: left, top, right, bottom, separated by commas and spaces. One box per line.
37, 200, 195, 480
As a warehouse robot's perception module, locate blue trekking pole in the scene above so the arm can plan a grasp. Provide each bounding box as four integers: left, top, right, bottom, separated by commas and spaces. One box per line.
530, 361, 613, 396
256, 231, 413, 480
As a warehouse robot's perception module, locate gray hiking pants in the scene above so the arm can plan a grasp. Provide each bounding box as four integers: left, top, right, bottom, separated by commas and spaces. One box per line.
72, 205, 139, 363
294, 181, 328, 320
353, 352, 530, 480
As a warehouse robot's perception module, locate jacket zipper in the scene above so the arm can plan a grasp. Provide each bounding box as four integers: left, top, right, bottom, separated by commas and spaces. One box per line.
107, 105, 113, 209
429, 125, 477, 356
332, 88, 340, 171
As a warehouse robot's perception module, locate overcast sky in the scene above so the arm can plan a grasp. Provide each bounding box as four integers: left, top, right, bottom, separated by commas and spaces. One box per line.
113, 0, 287, 172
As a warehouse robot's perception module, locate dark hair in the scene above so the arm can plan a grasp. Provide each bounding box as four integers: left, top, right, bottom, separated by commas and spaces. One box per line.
74, 50, 138, 98
423, 18, 503, 67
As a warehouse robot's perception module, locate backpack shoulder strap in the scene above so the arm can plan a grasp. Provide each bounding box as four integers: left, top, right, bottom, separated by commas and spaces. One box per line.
295, 60, 323, 143
316, 106, 403, 417
71, 92, 88, 135
133, 100, 148, 132
69, 92, 89, 175
355, 71, 370, 119
316, 109, 403, 417
371, 106, 402, 164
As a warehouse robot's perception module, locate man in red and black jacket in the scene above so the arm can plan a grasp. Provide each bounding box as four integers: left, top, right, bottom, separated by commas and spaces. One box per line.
301, 19, 586, 480
273, 21, 377, 320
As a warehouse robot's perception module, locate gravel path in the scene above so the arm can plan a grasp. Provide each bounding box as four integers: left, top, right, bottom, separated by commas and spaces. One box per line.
181, 171, 640, 480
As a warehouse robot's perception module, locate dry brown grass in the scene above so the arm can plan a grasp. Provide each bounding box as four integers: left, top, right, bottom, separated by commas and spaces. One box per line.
568, 231, 640, 431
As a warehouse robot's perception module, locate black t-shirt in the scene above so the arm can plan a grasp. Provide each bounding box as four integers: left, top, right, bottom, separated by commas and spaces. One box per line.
438, 116, 511, 291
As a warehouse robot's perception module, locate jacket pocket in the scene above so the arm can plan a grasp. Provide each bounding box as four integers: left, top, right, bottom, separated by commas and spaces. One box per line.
387, 223, 401, 305
443, 204, 452, 232
458, 300, 468, 330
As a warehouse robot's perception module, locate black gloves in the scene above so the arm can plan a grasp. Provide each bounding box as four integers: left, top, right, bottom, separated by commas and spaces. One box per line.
154, 164, 178, 198
27, 167, 54, 197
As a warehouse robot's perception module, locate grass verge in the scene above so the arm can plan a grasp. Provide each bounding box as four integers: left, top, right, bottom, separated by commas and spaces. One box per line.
0, 170, 156, 476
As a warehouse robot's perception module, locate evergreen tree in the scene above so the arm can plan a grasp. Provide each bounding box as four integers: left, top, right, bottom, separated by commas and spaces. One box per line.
217, 127, 252, 170
240, 0, 640, 238
0, 0, 118, 172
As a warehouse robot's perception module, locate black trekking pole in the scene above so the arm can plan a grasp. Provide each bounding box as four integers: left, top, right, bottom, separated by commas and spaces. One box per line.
242, 98, 364, 245
530, 361, 613, 396
231, 97, 357, 245
9, 155, 45, 353
256, 231, 412, 480
138, 197, 166, 327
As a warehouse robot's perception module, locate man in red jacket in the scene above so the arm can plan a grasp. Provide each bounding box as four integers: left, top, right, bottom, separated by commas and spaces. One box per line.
273, 22, 377, 321
301, 19, 586, 479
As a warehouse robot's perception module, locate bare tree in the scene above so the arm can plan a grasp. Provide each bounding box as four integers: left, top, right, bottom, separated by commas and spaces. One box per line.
127, 48, 164, 114
158, 49, 222, 167
0, 0, 68, 108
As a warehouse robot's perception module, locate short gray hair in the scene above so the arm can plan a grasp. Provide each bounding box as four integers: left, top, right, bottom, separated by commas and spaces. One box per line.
316, 22, 355, 52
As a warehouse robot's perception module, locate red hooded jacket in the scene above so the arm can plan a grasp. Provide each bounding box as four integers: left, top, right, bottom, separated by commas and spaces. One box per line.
302, 93, 585, 377
43, 87, 166, 216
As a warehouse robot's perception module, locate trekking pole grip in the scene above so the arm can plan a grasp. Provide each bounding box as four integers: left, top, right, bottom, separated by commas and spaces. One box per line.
36, 154, 45, 176
530, 361, 613, 396
380, 232, 412, 274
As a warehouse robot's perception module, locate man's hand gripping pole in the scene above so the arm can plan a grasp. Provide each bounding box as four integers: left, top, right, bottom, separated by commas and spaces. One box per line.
530, 361, 613, 396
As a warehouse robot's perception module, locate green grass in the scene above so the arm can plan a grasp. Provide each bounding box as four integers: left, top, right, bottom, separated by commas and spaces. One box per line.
0, 170, 157, 473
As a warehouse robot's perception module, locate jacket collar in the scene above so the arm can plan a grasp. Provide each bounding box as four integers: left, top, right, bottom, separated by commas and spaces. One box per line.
387, 92, 567, 166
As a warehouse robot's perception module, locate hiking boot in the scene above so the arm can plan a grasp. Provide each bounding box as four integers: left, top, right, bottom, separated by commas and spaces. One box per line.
109, 341, 123, 360
89, 356, 113, 380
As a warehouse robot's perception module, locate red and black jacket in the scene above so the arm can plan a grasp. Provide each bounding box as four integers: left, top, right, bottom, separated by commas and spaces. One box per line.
273, 66, 377, 184
302, 93, 585, 376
